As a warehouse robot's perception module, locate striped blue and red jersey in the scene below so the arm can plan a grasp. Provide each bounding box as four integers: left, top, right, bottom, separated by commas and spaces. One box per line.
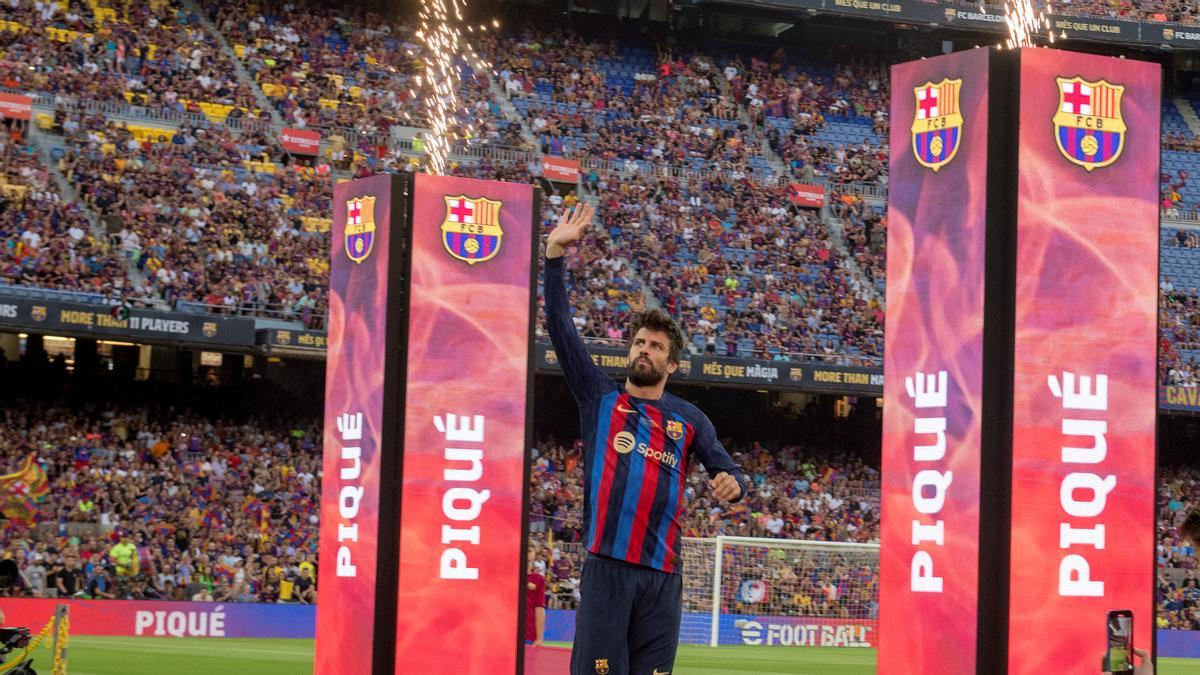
544, 255, 747, 574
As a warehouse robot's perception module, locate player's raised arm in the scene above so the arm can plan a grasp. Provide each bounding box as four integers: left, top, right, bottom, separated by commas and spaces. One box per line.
543, 203, 612, 406
693, 415, 748, 503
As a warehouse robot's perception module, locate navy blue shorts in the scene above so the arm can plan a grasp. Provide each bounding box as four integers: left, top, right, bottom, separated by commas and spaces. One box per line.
569, 554, 682, 675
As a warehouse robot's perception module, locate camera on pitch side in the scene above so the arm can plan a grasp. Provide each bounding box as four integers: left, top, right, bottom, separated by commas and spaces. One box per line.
0, 559, 37, 675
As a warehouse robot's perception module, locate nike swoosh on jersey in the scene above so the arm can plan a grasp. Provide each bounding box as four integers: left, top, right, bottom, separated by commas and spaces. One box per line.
618, 404, 662, 428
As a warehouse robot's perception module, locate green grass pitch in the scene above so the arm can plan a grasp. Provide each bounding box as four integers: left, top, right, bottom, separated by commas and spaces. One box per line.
34, 637, 1200, 673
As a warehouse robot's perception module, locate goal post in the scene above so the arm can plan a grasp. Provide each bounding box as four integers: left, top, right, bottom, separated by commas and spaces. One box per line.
680, 536, 880, 649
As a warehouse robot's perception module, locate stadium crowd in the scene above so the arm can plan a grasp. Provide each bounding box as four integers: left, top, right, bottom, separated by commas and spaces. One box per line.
210, 0, 524, 150
0, 126, 126, 293
0, 8, 906, 361
59, 111, 331, 325
0, 371, 1192, 638
525, 436, 882, 612
0, 375, 321, 605
0, 0, 263, 118
1161, 230, 1200, 386
1158, 468, 1200, 629
528, 438, 879, 548
6, 0, 1200, 642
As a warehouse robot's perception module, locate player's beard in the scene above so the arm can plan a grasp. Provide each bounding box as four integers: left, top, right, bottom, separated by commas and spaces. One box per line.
627, 356, 666, 387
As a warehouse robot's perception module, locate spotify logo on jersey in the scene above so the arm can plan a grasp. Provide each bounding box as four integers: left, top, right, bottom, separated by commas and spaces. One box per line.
613, 431, 636, 454
610, 431, 679, 468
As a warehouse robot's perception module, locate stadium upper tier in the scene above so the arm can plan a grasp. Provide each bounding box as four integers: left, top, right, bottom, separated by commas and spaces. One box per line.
1, 0, 262, 121
4, 8, 1200, 372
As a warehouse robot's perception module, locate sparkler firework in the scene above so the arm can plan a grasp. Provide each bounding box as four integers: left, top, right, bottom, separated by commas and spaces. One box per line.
998, 0, 1055, 48
413, 0, 497, 175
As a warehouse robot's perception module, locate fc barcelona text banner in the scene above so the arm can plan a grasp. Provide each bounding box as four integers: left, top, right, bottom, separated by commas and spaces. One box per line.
395, 174, 536, 674
534, 342, 883, 395
881, 48, 991, 675
705, 0, 1181, 48
1008, 48, 1159, 674
0, 297, 255, 347
258, 327, 328, 350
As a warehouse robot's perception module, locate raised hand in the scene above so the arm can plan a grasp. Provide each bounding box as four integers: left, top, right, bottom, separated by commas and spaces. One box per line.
546, 203, 595, 259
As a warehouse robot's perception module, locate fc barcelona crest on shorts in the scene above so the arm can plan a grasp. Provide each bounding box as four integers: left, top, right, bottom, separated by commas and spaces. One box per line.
441, 195, 504, 265
594, 659, 610, 675
911, 78, 963, 172
1053, 76, 1126, 172
344, 196, 377, 264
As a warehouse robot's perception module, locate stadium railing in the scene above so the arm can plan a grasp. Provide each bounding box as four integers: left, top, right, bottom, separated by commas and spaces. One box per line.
175, 300, 326, 328
4, 87, 277, 136
0, 283, 110, 307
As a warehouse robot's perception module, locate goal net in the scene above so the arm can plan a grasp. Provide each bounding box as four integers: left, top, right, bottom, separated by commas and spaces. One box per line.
680, 536, 879, 648
544, 536, 879, 650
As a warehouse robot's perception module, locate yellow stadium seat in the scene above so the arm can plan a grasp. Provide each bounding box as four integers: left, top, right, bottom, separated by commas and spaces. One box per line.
234, 44, 246, 59
126, 125, 174, 143
307, 219, 331, 233
36, 114, 53, 131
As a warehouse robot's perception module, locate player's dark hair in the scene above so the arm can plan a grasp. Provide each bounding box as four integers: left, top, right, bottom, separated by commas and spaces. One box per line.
628, 309, 685, 364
